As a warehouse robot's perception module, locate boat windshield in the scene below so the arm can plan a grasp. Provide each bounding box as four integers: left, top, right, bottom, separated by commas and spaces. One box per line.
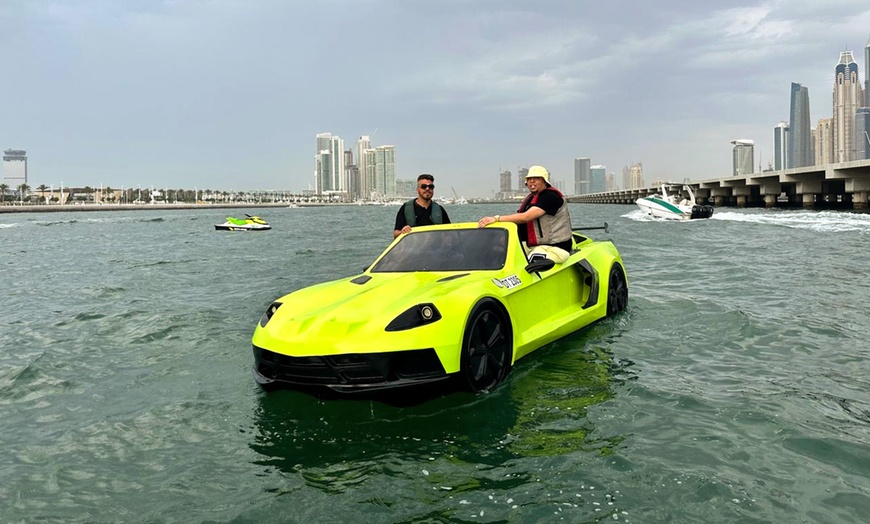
371, 229, 508, 272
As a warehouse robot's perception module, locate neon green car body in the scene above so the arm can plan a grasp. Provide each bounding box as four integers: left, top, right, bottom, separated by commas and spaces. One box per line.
251, 222, 628, 395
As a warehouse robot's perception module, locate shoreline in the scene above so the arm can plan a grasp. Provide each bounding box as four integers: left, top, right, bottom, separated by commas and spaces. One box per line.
0, 201, 508, 215
0, 202, 325, 214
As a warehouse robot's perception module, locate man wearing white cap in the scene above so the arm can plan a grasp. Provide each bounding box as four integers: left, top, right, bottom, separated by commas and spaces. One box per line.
477, 165, 573, 253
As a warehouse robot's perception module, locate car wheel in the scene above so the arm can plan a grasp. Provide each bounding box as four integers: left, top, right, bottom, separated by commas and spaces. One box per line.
460, 299, 512, 393
606, 264, 628, 316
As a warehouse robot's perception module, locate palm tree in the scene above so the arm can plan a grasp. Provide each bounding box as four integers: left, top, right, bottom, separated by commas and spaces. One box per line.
17, 183, 30, 204
0, 183, 8, 204
36, 184, 48, 204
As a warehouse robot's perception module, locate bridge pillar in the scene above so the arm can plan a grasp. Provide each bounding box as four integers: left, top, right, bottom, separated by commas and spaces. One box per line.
854, 191, 869, 209
714, 196, 725, 207
736, 195, 747, 207
764, 195, 777, 207
801, 194, 817, 208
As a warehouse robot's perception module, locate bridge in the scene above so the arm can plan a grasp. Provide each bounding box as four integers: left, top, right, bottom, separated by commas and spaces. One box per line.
568, 158, 870, 210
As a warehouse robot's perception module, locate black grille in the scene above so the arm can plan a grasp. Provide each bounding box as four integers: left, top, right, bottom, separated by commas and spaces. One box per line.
253, 345, 447, 387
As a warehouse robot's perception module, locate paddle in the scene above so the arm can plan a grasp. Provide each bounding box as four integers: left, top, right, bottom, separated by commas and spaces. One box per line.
572, 222, 609, 233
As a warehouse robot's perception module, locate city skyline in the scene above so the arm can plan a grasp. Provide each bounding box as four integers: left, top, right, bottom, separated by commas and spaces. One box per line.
2, 2, 870, 198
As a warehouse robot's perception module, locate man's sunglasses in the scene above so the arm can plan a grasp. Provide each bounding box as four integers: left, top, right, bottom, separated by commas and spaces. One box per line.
419, 184, 435, 190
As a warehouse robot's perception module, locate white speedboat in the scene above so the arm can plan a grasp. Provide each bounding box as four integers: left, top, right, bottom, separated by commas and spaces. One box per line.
636, 184, 714, 220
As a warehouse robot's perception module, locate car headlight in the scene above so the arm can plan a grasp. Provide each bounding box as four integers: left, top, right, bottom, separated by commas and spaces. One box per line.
259, 302, 282, 327
385, 303, 442, 331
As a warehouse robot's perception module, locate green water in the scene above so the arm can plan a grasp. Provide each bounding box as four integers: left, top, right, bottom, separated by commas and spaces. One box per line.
1, 204, 868, 523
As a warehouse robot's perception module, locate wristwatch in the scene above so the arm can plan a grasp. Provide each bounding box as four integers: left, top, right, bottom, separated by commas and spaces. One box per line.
494, 215, 500, 222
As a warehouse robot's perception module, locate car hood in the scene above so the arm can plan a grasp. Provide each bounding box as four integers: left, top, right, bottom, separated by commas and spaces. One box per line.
265, 271, 479, 341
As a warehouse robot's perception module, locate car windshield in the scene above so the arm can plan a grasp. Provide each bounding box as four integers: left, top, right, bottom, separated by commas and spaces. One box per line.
372, 229, 508, 272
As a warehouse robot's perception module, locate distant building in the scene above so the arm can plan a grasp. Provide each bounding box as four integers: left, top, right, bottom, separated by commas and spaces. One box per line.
774, 121, 789, 170
517, 167, 528, 191
356, 135, 372, 199
2, 149, 27, 188
590, 165, 606, 193
344, 149, 360, 201
855, 107, 870, 160
499, 169, 512, 193
731, 139, 754, 176
573, 157, 590, 195
315, 133, 345, 196
865, 35, 870, 107
395, 178, 415, 198
789, 83, 813, 168
815, 118, 834, 165
628, 162, 644, 188
373, 145, 396, 198
832, 50, 865, 163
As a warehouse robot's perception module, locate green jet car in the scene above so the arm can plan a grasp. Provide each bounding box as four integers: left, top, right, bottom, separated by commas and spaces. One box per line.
251, 221, 628, 396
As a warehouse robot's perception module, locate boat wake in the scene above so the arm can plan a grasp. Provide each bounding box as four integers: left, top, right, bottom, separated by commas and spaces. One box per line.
624, 208, 870, 232
622, 209, 709, 223
711, 210, 870, 233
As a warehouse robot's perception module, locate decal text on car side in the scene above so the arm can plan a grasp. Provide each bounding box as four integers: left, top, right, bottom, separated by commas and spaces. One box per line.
492, 275, 522, 289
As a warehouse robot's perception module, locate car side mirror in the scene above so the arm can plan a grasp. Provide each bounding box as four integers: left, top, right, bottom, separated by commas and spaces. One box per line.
525, 258, 555, 274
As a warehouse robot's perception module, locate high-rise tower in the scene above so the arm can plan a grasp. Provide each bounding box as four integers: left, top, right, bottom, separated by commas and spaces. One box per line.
315, 133, 345, 195
373, 145, 396, 198
774, 122, 789, 170
731, 139, 754, 176
356, 135, 372, 199
865, 35, 870, 107
590, 165, 606, 193
789, 83, 813, 168
573, 158, 590, 194
2, 149, 27, 187
832, 50, 864, 163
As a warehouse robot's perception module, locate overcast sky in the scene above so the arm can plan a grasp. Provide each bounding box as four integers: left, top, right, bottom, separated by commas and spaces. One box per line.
2, 1, 870, 198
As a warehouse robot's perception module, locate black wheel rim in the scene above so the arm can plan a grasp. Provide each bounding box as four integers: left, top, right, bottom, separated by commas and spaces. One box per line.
607, 267, 628, 316
464, 307, 509, 392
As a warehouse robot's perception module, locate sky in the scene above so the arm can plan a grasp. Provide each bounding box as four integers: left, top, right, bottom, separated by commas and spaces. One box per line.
2, 0, 870, 198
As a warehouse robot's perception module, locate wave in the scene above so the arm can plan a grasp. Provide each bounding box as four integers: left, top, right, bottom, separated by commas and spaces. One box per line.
712, 210, 870, 233
0, 223, 19, 229
35, 219, 79, 226
624, 207, 870, 233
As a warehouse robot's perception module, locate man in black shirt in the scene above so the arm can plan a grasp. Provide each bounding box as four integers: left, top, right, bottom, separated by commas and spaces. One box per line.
393, 174, 451, 238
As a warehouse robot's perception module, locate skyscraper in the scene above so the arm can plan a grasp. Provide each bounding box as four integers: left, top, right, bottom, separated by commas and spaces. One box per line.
789, 82, 813, 168
574, 158, 590, 195
628, 163, 644, 188
731, 139, 754, 176
815, 118, 834, 165
356, 135, 372, 199
856, 107, 870, 160
499, 169, 512, 194
865, 35, 870, 107
590, 165, 606, 193
832, 50, 864, 163
2, 149, 27, 187
774, 122, 789, 170
315, 133, 345, 195
373, 145, 396, 198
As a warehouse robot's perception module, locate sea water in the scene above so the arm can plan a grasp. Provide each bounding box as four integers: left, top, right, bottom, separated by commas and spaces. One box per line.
1, 204, 868, 523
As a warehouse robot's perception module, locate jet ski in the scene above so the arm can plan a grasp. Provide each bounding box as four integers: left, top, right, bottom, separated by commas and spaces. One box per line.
214, 214, 272, 231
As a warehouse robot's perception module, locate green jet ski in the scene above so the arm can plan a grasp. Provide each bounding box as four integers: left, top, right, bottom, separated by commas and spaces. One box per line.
214, 214, 272, 231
